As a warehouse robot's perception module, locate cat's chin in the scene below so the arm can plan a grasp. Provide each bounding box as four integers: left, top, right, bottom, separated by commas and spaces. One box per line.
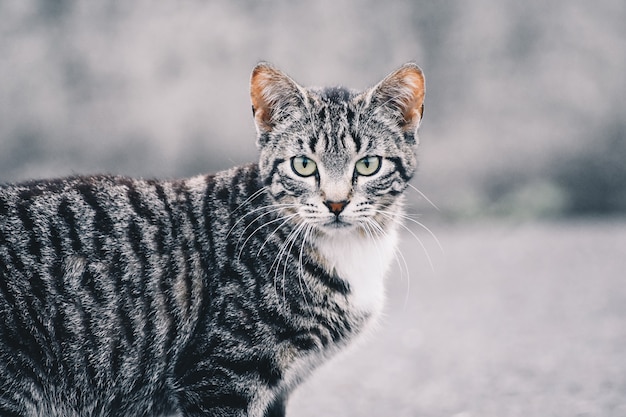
315, 219, 359, 236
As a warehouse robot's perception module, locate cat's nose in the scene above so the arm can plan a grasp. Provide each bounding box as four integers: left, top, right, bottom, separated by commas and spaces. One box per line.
324, 200, 349, 216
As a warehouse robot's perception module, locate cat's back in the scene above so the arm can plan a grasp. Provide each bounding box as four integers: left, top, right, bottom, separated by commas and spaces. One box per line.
0, 165, 259, 258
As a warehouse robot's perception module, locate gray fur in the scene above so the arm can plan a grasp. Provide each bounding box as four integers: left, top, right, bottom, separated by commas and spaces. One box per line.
0, 63, 425, 416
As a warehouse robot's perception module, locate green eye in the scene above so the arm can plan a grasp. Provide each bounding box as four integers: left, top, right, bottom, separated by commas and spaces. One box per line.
291, 156, 318, 177
355, 156, 382, 176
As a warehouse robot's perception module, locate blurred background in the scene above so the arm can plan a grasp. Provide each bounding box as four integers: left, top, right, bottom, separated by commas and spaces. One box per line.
1, 0, 625, 415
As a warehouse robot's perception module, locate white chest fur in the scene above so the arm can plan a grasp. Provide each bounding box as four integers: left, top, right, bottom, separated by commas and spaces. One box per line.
315, 226, 399, 315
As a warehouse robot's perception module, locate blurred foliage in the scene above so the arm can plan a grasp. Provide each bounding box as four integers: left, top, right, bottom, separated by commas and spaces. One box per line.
553, 121, 626, 215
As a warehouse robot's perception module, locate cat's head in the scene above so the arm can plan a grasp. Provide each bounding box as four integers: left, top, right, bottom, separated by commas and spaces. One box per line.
250, 62, 425, 236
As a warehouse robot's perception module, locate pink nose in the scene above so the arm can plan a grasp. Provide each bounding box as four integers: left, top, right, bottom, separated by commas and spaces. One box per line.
324, 200, 349, 215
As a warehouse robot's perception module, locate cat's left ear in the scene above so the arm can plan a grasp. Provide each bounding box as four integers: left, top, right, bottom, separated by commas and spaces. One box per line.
366, 63, 425, 134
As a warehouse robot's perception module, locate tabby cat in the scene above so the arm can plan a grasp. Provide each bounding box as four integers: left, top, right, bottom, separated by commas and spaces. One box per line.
0, 62, 425, 416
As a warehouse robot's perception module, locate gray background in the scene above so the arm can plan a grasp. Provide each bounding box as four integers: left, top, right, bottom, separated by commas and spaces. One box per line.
1, 0, 625, 415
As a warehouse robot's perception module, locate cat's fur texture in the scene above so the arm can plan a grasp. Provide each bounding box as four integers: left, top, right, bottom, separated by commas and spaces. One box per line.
0, 62, 425, 417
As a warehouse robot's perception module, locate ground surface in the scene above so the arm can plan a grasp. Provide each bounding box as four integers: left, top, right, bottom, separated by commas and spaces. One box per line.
288, 220, 626, 417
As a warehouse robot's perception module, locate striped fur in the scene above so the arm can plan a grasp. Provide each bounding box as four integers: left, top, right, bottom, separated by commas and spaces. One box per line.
0, 63, 425, 417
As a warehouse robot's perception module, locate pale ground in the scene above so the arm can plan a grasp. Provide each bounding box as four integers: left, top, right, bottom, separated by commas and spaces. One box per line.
288, 220, 626, 417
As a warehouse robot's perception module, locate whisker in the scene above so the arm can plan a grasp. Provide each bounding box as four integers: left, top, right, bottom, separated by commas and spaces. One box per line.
392, 243, 411, 309
267, 222, 298, 309
255, 212, 301, 258
281, 222, 308, 280
240, 213, 300, 261
231, 186, 270, 214
377, 209, 443, 253
375, 210, 436, 272
363, 218, 411, 309
361, 219, 386, 268
297, 225, 307, 282
226, 203, 296, 239
298, 224, 314, 302
271, 221, 308, 309
406, 183, 440, 212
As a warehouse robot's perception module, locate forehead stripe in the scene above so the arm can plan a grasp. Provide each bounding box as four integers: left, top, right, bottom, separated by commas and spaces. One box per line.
309, 133, 319, 153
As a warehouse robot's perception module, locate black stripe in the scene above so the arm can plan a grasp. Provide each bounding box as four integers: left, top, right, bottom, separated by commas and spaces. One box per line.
126, 179, 160, 225
242, 167, 264, 213
70, 298, 98, 384
264, 158, 285, 187
0, 195, 8, 216
324, 132, 333, 153
202, 176, 218, 262
49, 225, 64, 262
215, 181, 230, 203
388, 156, 412, 181
110, 250, 136, 347
212, 351, 281, 386
183, 182, 212, 288
257, 132, 270, 147
350, 132, 362, 153
77, 182, 113, 255
155, 181, 179, 257
303, 260, 350, 295
403, 131, 417, 145
125, 220, 152, 375
339, 131, 346, 149
152, 183, 180, 353
345, 106, 355, 126
58, 198, 82, 252
16, 203, 42, 260
126, 216, 164, 387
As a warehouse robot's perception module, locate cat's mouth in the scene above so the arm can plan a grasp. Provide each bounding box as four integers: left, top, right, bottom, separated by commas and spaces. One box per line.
322, 217, 353, 230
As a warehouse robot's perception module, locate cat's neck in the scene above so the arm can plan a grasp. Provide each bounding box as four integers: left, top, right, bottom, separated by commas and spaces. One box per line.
314, 224, 400, 316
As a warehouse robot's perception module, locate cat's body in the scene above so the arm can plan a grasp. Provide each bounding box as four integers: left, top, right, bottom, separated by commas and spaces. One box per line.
0, 63, 425, 416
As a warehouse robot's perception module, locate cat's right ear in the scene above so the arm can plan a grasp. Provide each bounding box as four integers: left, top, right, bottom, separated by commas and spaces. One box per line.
250, 62, 305, 138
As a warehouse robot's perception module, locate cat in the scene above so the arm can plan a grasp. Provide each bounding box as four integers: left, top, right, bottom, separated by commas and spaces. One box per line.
0, 62, 425, 417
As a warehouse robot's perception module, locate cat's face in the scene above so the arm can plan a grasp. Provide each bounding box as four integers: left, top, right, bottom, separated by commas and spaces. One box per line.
250, 63, 425, 236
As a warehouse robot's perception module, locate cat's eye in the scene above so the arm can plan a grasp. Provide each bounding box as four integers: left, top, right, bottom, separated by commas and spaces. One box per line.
355, 156, 382, 176
291, 156, 318, 177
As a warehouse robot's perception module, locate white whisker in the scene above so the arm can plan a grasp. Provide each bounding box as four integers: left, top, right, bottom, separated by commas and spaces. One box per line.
375, 210, 436, 272
271, 221, 308, 309
254, 212, 301, 258
231, 186, 269, 214
392, 243, 411, 309
298, 224, 314, 303
226, 203, 295, 239
361, 218, 410, 309
242, 212, 299, 260
406, 183, 440, 212
377, 209, 443, 253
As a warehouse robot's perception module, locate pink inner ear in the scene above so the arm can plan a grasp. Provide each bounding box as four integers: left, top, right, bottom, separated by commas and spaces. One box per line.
394, 68, 425, 130
250, 64, 302, 133
374, 64, 425, 132
250, 66, 277, 132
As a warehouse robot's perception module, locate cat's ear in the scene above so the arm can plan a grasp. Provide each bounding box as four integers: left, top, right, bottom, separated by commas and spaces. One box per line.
366, 63, 425, 133
250, 62, 305, 135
